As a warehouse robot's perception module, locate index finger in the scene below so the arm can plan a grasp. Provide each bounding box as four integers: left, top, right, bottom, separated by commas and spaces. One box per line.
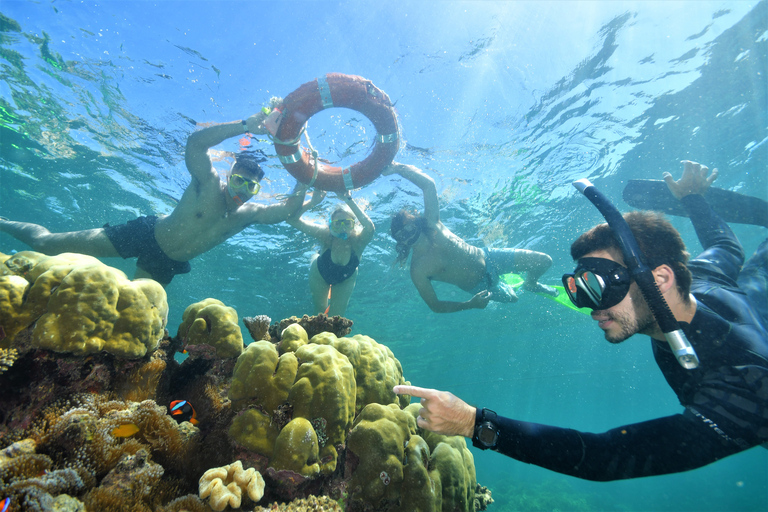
393, 385, 438, 399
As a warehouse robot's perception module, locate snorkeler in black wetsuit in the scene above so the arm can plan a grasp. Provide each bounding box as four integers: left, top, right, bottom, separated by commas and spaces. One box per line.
394, 160, 768, 481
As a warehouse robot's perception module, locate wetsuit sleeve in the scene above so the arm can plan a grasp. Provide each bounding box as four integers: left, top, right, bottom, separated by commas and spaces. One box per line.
489, 412, 742, 481
681, 194, 744, 283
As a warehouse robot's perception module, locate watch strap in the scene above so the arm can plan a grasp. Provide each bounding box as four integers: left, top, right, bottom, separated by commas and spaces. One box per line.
472, 407, 499, 450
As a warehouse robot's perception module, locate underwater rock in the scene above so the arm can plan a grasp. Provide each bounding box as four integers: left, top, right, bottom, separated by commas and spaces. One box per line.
198, 460, 265, 511
178, 298, 244, 358
269, 314, 353, 341
243, 314, 272, 342
0, 251, 169, 358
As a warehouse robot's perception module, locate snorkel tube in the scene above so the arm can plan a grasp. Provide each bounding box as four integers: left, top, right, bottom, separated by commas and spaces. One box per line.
573, 179, 699, 369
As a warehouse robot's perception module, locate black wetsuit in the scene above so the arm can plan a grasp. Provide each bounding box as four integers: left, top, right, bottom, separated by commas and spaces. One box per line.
316, 249, 359, 285
477, 194, 768, 481
103, 216, 191, 285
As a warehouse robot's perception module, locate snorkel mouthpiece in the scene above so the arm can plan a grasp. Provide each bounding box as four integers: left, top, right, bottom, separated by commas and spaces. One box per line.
572, 178, 699, 369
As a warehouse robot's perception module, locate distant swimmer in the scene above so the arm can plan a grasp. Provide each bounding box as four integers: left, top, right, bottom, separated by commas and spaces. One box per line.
287, 189, 375, 317
0, 104, 306, 286
383, 162, 556, 313
395, 160, 768, 480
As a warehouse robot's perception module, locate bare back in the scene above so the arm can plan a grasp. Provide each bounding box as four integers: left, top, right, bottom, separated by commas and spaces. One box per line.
410, 221, 486, 291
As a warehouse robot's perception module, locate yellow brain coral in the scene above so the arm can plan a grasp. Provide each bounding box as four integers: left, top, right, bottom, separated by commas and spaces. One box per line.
177, 298, 243, 358
0, 251, 168, 358
199, 460, 265, 511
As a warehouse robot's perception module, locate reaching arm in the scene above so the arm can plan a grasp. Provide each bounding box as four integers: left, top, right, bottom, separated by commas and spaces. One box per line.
248, 182, 308, 225
394, 385, 746, 482
383, 162, 440, 225
341, 192, 375, 246
411, 269, 491, 313
665, 160, 744, 280
287, 189, 329, 239
184, 113, 269, 183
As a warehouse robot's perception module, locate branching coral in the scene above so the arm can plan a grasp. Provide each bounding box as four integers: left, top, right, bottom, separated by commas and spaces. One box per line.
199, 460, 265, 511
0, 348, 18, 374
242, 315, 272, 342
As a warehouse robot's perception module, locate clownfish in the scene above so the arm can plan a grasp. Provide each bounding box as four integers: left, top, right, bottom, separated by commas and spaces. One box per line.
169, 400, 198, 425
111, 423, 140, 438
1, 497, 10, 512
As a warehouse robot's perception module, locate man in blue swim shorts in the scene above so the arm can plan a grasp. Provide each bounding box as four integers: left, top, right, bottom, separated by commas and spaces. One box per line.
0, 107, 305, 286
383, 162, 557, 313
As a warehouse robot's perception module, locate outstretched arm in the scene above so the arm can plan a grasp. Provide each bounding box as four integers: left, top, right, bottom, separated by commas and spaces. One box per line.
394, 384, 748, 482
287, 189, 329, 239
249, 182, 308, 225
383, 163, 440, 225
185, 112, 270, 184
411, 269, 491, 313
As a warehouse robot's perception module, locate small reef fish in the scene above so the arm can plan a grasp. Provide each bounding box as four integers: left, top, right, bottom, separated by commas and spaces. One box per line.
169, 400, 198, 425
111, 423, 140, 438
1, 497, 10, 512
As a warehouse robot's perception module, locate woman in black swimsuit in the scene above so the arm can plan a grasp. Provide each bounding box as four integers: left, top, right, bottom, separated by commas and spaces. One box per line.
288, 190, 375, 316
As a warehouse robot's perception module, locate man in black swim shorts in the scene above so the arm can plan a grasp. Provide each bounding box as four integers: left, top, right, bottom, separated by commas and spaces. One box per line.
0, 104, 306, 286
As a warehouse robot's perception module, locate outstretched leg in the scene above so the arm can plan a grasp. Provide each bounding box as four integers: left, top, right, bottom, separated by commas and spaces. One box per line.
738, 238, 768, 329
326, 269, 358, 317
488, 248, 557, 296
308, 255, 331, 314
0, 219, 120, 257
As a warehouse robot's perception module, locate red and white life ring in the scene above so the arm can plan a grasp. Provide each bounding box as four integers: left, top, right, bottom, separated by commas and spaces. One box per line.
272, 73, 399, 193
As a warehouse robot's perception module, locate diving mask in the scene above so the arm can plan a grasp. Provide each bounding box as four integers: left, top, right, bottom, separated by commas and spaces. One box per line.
562, 257, 632, 310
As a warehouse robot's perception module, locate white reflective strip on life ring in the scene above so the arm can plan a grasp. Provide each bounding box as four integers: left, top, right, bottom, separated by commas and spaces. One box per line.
317, 75, 334, 109
342, 167, 354, 190
278, 150, 303, 164
377, 133, 398, 143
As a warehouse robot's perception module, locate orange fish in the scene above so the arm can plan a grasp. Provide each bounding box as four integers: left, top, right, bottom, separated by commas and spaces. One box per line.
169, 400, 198, 425
111, 423, 140, 437
1, 497, 9, 512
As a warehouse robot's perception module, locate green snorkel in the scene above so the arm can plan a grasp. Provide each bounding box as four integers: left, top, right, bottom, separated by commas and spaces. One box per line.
573, 179, 700, 370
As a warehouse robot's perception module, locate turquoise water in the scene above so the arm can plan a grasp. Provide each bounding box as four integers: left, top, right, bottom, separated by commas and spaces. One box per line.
1, 1, 766, 510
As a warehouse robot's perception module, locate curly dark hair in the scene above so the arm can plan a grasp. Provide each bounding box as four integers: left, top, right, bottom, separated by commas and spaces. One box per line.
570, 210, 692, 300
232, 153, 265, 181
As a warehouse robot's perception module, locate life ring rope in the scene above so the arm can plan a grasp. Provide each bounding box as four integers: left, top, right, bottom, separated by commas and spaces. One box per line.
272, 73, 399, 193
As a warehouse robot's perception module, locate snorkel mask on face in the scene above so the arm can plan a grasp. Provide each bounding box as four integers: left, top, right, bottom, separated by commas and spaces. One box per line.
330, 217, 354, 240
562, 257, 632, 310
227, 173, 261, 205
571, 179, 699, 369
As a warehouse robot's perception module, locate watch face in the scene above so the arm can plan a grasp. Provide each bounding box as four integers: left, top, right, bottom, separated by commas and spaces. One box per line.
478, 423, 499, 446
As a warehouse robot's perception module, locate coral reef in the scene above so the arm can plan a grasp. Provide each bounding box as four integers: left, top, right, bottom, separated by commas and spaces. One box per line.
0, 289, 487, 512
0, 251, 168, 358
268, 314, 353, 341
243, 314, 272, 342
178, 298, 244, 358
199, 460, 265, 511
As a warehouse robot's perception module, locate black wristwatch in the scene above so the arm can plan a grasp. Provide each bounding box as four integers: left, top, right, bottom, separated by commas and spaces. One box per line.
472, 408, 500, 450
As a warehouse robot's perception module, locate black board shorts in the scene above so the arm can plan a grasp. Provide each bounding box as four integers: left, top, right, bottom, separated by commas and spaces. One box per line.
103, 215, 191, 285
